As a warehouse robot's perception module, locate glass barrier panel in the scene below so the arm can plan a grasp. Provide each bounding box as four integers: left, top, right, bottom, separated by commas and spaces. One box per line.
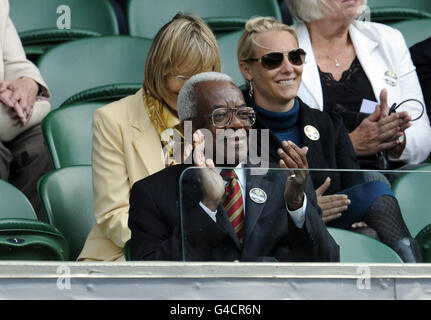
175, 166, 431, 263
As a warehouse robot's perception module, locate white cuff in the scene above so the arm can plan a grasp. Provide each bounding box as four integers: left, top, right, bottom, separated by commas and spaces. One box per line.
285, 194, 307, 229
199, 201, 217, 223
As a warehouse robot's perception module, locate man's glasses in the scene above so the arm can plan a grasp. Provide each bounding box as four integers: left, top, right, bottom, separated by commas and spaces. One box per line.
244, 49, 306, 70
187, 107, 256, 128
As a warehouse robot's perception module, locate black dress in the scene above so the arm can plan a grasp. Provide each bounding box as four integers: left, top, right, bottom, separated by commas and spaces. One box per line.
319, 56, 376, 132
319, 57, 390, 169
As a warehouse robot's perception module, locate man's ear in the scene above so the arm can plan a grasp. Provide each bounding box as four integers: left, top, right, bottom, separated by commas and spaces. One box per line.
239, 61, 253, 82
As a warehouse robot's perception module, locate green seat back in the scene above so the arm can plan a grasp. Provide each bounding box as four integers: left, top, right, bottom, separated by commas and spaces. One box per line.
60, 83, 142, 107
0, 179, 37, 220
392, 164, 431, 237
10, 0, 119, 37
42, 101, 107, 169
414, 230, 431, 263
368, 0, 431, 12
38, 166, 96, 261
124, 239, 131, 261
367, 0, 431, 24
217, 30, 245, 88
127, 0, 282, 38
0, 180, 68, 260
391, 19, 431, 47
0, 219, 69, 261
416, 224, 431, 262
10, 0, 120, 61
371, 8, 431, 25
327, 228, 403, 262
37, 36, 152, 109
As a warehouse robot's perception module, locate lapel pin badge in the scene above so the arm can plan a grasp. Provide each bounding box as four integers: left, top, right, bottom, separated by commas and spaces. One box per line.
304, 125, 320, 141
249, 188, 267, 204
384, 70, 398, 86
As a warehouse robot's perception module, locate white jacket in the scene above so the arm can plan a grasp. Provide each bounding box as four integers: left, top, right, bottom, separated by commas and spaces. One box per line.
294, 21, 431, 165
0, 0, 50, 141
0, 0, 48, 92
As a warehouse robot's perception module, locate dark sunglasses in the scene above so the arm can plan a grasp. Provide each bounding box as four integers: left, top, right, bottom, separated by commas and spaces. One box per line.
244, 49, 306, 70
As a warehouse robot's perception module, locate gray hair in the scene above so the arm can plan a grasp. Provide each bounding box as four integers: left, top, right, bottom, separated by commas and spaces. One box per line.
285, 0, 367, 22
178, 72, 233, 121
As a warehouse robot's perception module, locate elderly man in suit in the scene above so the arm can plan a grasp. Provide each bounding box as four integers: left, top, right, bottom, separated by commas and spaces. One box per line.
0, 0, 51, 219
128, 72, 339, 262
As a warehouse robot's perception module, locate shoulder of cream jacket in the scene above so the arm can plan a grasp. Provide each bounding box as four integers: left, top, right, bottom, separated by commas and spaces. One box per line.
0, 0, 49, 93
0, 0, 51, 140
78, 89, 166, 261
295, 20, 431, 165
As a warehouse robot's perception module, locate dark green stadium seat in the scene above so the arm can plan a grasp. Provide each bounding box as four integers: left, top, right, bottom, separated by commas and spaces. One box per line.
368, 0, 431, 12
37, 36, 152, 109
370, 8, 431, 25
327, 227, 403, 262
216, 30, 245, 88
127, 0, 282, 38
124, 239, 131, 261
9, 0, 120, 62
42, 101, 107, 169
392, 164, 431, 238
416, 224, 431, 262
392, 164, 431, 262
391, 19, 431, 47
60, 83, 142, 107
0, 219, 69, 261
0, 179, 69, 260
0, 178, 38, 220
367, 0, 431, 24
38, 166, 96, 261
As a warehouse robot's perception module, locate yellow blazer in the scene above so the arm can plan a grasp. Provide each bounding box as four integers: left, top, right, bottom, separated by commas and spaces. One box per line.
78, 89, 166, 261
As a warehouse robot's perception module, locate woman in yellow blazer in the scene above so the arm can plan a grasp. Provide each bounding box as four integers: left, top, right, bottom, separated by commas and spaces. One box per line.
78, 13, 221, 261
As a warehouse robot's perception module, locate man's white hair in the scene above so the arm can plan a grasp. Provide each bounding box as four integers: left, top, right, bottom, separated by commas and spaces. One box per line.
178, 72, 233, 121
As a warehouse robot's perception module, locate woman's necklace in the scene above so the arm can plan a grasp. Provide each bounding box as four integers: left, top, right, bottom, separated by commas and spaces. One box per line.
313, 33, 352, 68
322, 53, 341, 68
333, 57, 341, 68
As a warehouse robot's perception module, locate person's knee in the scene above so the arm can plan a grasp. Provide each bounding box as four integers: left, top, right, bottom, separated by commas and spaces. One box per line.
8, 125, 51, 170
350, 226, 381, 241
362, 171, 391, 187
0, 142, 12, 180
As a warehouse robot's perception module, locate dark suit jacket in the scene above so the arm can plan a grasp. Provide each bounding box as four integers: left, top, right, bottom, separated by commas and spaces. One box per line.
250, 96, 364, 195
410, 37, 431, 125
128, 164, 339, 262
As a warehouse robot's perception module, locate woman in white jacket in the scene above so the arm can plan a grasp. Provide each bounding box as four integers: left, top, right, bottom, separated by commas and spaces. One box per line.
0, 0, 51, 219
285, 0, 431, 170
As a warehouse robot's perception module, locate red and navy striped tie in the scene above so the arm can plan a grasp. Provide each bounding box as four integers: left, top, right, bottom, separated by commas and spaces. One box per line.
220, 169, 245, 242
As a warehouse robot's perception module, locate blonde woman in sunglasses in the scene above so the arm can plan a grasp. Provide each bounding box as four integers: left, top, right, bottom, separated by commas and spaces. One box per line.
237, 16, 422, 262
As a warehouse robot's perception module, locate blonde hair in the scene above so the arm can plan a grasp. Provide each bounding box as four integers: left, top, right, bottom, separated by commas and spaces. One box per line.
237, 16, 299, 64
285, 0, 368, 23
143, 13, 221, 103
